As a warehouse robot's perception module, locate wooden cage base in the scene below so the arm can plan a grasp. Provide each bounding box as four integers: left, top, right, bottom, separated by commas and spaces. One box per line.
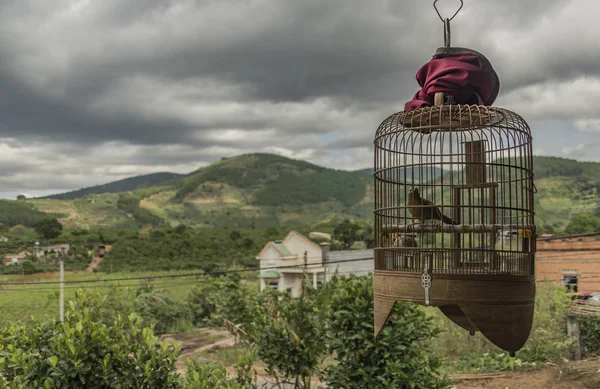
373, 271, 535, 354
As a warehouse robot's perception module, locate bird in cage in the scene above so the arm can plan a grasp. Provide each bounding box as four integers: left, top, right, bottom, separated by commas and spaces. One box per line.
408, 187, 458, 225
392, 233, 419, 248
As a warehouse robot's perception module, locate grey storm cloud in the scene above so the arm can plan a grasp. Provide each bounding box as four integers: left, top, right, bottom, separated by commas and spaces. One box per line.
0, 0, 598, 195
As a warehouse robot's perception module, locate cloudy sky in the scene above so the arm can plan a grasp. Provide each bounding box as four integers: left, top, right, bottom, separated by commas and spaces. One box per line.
0, 0, 597, 198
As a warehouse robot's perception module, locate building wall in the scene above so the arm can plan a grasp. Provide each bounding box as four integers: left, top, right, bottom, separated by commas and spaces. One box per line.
259, 245, 293, 293
259, 245, 291, 271
325, 249, 374, 281
258, 234, 324, 297
283, 234, 322, 266
536, 234, 600, 292
284, 274, 304, 298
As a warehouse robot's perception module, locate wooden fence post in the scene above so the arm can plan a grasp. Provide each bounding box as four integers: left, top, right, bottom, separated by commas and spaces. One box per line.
566, 314, 582, 360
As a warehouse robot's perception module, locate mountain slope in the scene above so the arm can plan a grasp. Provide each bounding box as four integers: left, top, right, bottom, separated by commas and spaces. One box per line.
40, 172, 182, 200
175, 154, 367, 206
144, 153, 372, 228
28, 154, 371, 229
23, 153, 600, 232
0, 200, 52, 227
533, 156, 600, 229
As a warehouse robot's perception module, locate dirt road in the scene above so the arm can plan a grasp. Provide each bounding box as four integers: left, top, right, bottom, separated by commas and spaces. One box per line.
86, 244, 112, 273
166, 329, 600, 389
454, 358, 600, 389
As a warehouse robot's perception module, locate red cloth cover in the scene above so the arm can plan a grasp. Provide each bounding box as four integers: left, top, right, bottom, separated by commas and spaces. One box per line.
404, 51, 500, 110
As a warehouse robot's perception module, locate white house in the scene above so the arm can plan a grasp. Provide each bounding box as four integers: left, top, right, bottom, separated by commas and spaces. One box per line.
256, 231, 325, 297
34, 243, 70, 259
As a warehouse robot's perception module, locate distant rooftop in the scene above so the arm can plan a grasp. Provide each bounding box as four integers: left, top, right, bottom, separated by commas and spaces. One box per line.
274, 242, 292, 256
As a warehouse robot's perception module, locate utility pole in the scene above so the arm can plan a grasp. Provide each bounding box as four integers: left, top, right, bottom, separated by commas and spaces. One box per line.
303, 250, 308, 271
302, 251, 308, 298
59, 259, 64, 323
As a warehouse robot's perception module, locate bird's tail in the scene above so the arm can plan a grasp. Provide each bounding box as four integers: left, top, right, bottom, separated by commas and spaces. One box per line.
442, 214, 459, 225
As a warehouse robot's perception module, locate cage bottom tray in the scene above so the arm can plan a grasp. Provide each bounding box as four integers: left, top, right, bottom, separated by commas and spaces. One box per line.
373, 271, 535, 353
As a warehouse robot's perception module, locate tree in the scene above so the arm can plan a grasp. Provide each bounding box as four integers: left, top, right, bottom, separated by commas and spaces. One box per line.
0, 289, 254, 389
0, 290, 181, 388
34, 218, 63, 239
9, 224, 28, 236
565, 213, 600, 235
540, 224, 556, 235
174, 224, 188, 234
21, 260, 37, 275
322, 275, 451, 389
359, 223, 374, 249
229, 230, 242, 241
333, 219, 361, 249
16, 194, 26, 200
235, 276, 326, 389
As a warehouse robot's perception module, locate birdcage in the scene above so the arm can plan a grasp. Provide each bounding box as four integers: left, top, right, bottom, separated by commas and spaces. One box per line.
373, 97, 536, 354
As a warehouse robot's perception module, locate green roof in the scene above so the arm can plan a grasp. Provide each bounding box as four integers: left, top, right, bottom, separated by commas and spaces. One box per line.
258, 270, 281, 279
274, 242, 292, 256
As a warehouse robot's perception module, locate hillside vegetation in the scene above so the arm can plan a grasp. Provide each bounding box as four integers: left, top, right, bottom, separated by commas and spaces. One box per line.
27, 154, 372, 229
0, 200, 53, 227
40, 172, 181, 200
17, 153, 600, 233
533, 156, 600, 231
97, 225, 286, 272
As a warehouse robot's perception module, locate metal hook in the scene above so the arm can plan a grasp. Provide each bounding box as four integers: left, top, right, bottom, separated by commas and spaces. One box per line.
433, 0, 464, 22
444, 18, 451, 47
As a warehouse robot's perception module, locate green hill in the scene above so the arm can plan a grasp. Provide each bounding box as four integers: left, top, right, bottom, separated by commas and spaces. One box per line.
532, 156, 600, 231
26, 154, 372, 229
142, 153, 372, 228
40, 172, 182, 200
20, 153, 600, 233
0, 200, 51, 227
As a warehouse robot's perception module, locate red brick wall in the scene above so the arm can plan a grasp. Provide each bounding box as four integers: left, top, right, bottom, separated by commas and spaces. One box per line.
536, 234, 600, 293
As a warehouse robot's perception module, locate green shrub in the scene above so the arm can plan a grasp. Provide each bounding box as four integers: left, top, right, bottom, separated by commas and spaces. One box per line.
252, 291, 325, 388
229, 276, 326, 389
518, 282, 574, 362
0, 290, 181, 389
182, 361, 254, 389
186, 273, 258, 330
565, 213, 600, 235
580, 314, 600, 356
134, 280, 194, 335
0, 289, 258, 388
431, 282, 573, 373
20, 260, 37, 275
322, 275, 451, 389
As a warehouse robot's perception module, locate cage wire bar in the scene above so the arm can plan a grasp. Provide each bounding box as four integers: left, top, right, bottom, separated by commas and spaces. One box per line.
373, 103, 536, 354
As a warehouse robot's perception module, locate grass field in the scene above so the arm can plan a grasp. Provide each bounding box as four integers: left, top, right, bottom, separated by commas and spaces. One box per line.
0, 270, 260, 323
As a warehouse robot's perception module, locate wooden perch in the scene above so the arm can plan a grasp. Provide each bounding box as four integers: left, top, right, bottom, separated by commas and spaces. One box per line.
381, 224, 533, 234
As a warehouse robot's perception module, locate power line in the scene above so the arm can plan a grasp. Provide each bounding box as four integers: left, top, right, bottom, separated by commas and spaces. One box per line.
0, 257, 374, 286
0, 278, 219, 292
2, 251, 600, 289
2, 270, 594, 293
